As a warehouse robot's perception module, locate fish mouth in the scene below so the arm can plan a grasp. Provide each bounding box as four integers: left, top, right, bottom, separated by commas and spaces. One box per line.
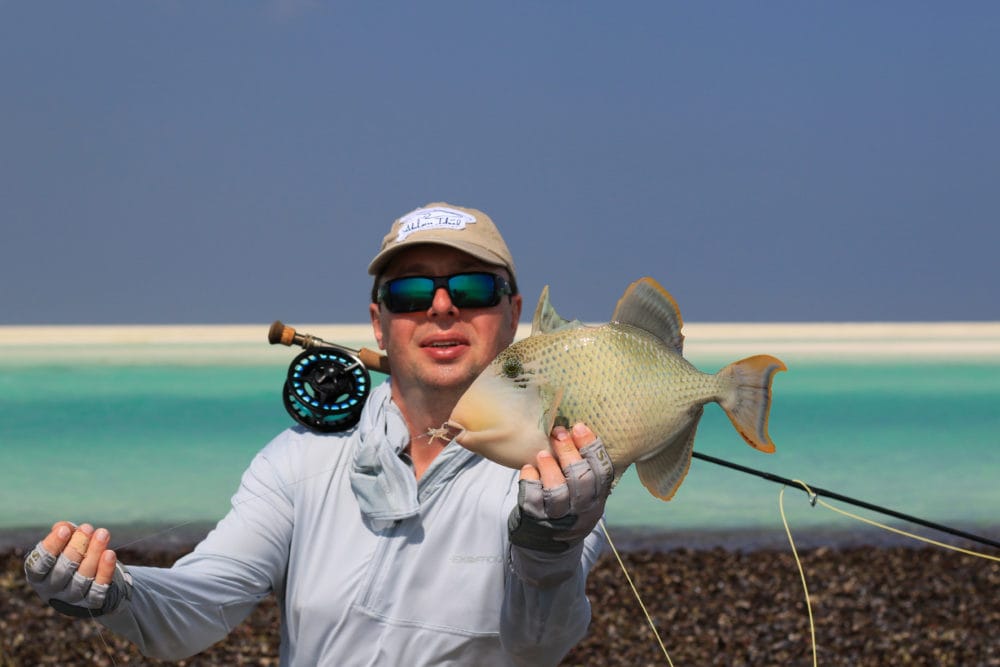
426, 421, 465, 445
441, 420, 466, 441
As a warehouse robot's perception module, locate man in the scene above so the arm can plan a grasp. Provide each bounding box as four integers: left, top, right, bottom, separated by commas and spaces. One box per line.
24, 203, 613, 665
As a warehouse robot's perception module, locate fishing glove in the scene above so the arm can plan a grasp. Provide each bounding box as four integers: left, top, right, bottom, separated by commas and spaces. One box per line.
24, 541, 132, 618
508, 437, 614, 553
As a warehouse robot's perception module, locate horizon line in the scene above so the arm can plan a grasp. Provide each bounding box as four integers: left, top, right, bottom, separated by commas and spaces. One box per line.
3, 322, 1000, 363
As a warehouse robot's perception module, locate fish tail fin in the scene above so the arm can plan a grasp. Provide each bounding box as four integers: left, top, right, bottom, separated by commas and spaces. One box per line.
717, 355, 786, 453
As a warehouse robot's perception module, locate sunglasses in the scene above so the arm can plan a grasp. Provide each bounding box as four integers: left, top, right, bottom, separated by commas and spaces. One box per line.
376, 272, 515, 313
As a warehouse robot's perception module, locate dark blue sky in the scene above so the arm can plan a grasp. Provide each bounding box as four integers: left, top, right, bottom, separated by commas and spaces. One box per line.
2, 2, 997, 324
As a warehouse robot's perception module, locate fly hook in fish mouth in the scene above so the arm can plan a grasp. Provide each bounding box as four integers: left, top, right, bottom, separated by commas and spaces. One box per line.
425, 422, 464, 445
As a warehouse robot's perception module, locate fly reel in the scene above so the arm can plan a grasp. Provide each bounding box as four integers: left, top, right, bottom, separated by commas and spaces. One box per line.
269, 321, 391, 433
282, 347, 370, 432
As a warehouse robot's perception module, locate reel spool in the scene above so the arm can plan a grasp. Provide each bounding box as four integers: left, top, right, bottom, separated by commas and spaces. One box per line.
270, 320, 389, 433
282, 346, 371, 433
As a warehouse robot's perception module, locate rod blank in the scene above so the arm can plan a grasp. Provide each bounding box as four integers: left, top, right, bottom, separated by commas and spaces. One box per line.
692, 451, 1000, 551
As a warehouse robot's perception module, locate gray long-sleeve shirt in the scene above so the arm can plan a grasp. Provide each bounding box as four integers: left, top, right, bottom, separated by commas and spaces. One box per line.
99, 382, 604, 666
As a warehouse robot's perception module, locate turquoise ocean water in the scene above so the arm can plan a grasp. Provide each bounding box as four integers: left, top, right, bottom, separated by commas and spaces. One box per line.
2, 338, 999, 549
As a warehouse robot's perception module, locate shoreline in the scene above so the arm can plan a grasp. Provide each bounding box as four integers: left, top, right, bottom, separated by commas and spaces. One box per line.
2, 321, 1000, 365
5, 520, 999, 555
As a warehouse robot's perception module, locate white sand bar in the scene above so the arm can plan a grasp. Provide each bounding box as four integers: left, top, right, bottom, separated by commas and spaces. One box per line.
1, 322, 999, 365
0, 324, 378, 365
680, 322, 1000, 362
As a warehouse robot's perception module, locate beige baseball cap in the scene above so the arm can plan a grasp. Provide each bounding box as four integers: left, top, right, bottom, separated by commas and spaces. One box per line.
367, 202, 517, 285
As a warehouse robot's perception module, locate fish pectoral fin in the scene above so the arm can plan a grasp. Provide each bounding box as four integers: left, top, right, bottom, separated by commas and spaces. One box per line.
531, 285, 584, 336
635, 409, 703, 501
611, 277, 685, 355
540, 385, 566, 435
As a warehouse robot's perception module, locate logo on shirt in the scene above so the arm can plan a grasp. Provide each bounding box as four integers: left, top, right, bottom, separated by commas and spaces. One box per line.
450, 554, 504, 565
396, 207, 477, 242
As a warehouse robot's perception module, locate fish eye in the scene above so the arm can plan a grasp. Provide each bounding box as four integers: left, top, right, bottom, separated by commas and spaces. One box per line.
501, 356, 523, 379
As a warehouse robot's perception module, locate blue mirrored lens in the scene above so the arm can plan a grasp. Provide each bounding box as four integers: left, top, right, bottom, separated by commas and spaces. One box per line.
385, 277, 436, 312
446, 273, 496, 307
380, 273, 505, 313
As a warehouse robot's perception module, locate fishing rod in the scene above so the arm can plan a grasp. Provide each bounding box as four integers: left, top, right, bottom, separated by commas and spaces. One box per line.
267, 323, 998, 551
692, 451, 1000, 551
268, 320, 390, 374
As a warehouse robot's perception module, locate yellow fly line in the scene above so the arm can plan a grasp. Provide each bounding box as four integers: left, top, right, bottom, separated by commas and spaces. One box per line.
603, 479, 999, 666
777, 479, 1000, 666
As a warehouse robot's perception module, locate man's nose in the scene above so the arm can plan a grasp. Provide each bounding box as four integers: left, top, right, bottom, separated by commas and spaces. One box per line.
428, 287, 457, 315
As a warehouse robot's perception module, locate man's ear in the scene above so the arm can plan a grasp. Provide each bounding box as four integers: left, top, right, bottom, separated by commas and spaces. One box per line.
509, 294, 523, 339
369, 303, 386, 350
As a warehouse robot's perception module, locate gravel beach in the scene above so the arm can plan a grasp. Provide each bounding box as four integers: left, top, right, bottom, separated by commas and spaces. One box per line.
3, 538, 998, 666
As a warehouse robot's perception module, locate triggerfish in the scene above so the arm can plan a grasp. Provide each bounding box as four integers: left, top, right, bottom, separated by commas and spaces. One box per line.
443, 277, 786, 501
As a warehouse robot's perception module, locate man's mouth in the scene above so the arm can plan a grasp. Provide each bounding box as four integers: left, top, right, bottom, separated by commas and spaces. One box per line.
422, 335, 468, 349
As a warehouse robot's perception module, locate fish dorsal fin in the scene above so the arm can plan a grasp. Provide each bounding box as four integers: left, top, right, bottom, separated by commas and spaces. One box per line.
611, 277, 685, 354
531, 285, 584, 335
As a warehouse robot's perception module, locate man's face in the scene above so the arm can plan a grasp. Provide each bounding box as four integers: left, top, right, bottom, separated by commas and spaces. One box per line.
369, 245, 522, 394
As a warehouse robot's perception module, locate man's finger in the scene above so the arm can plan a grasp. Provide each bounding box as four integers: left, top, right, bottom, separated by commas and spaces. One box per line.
569, 423, 597, 450
40, 522, 74, 556
94, 550, 117, 587
519, 464, 540, 482
536, 450, 566, 489
550, 426, 583, 470
78, 528, 110, 579
64, 524, 94, 563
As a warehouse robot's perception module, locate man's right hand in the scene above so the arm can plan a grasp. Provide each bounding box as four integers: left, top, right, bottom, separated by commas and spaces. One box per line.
508, 423, 613, 554
24, 521, 130, 617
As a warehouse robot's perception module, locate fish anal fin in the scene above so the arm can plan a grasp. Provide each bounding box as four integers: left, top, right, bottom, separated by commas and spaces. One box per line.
636, 409, 702, 501
717, 355, 787, 453
612, 277, 685, 354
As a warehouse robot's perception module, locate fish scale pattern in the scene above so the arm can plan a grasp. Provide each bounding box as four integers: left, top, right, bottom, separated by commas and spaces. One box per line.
501, 322, 722, 472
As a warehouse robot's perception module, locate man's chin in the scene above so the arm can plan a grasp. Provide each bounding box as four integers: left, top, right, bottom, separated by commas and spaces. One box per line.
419, 364, 479, 394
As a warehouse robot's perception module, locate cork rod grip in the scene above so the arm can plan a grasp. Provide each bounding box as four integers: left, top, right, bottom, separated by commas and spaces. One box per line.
358, 347, 391, 374
268, 320, 390, 374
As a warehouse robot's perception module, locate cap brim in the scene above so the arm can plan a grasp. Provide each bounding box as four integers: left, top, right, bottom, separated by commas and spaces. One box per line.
367, 240, 514, 277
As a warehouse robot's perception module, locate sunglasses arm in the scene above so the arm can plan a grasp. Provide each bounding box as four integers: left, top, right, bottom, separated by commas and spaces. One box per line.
268, 320, 391, 375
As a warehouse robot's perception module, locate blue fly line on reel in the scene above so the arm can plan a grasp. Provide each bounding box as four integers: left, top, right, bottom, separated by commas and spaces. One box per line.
282, 347, 370, 432
269, 321, 390, 433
